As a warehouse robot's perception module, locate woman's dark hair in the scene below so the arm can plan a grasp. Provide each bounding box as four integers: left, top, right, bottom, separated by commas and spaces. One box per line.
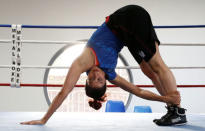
85, 81, 107, 110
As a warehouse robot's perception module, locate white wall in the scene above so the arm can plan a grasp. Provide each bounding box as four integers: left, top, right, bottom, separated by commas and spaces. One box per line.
0, 0, 205, 113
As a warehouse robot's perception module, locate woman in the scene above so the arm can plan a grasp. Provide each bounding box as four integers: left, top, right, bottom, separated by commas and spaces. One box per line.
21, 5, 185, 126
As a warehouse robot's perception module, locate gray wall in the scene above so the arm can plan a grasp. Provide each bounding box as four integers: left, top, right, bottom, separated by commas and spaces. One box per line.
0, 0, 205, 113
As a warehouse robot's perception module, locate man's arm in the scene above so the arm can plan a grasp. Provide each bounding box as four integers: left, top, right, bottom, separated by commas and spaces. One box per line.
110, 75, 180, 104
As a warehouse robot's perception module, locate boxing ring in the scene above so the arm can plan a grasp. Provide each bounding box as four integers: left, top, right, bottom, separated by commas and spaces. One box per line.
0, 112, 205, 131
0, 24, 205, 131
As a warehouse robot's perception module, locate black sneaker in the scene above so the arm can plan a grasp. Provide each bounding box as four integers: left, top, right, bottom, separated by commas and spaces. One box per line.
153, 106, 176, 123
153, 106, 187, 126
153, 106, 173, 123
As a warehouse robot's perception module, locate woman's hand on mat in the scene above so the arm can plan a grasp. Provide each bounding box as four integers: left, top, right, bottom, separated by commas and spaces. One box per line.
20, 119, 46, 125
165, 91, 181, 105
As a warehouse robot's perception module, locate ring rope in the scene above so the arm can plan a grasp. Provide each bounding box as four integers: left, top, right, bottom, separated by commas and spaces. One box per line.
160, 43, 205, 46
0, 65, 205, 69
1, 24, 205, 29
0, 83, 205, 88
1, 40, 205, 46
0, 40, 86, 45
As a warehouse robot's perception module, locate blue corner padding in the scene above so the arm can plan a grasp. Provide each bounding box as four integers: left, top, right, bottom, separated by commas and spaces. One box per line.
134, 106, 152, 113
105, 100, 125, 112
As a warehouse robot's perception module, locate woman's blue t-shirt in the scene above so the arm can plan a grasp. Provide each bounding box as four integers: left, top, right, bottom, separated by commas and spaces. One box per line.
86, 23, 124, 80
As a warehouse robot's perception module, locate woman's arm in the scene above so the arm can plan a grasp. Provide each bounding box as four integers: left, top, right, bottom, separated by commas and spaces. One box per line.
21, 48, 94, 125
41, 60, 83, 123
20, 59, 83, 125
110, 75, 180, 104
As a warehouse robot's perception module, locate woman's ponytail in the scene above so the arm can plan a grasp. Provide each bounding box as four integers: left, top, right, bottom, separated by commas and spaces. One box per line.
88, 99, 102, 110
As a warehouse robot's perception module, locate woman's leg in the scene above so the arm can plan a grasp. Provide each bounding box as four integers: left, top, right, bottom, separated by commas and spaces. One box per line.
147, 43, 178, 102
140, 60, 166, 96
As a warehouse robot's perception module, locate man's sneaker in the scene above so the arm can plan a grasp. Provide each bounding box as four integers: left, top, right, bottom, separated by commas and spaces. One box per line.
153, 106, 187, 126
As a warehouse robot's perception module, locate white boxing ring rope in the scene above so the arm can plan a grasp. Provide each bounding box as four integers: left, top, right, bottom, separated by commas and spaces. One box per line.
1, 65, 205, 69
1, 39, 205, 46
0, 40, 205, 69
0, 40, 86, 45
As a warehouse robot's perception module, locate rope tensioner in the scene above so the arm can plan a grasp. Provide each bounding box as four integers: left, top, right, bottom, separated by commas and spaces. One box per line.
10, 25, 22, 88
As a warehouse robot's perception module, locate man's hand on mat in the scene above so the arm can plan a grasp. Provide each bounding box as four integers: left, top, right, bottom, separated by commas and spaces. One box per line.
20, 119, 46, 125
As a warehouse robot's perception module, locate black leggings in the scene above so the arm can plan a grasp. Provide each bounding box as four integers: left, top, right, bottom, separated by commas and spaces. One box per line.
106, 5, 160, 64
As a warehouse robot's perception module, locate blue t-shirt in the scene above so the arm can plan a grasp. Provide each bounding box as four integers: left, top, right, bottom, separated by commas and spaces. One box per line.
86, 23, 124, 80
